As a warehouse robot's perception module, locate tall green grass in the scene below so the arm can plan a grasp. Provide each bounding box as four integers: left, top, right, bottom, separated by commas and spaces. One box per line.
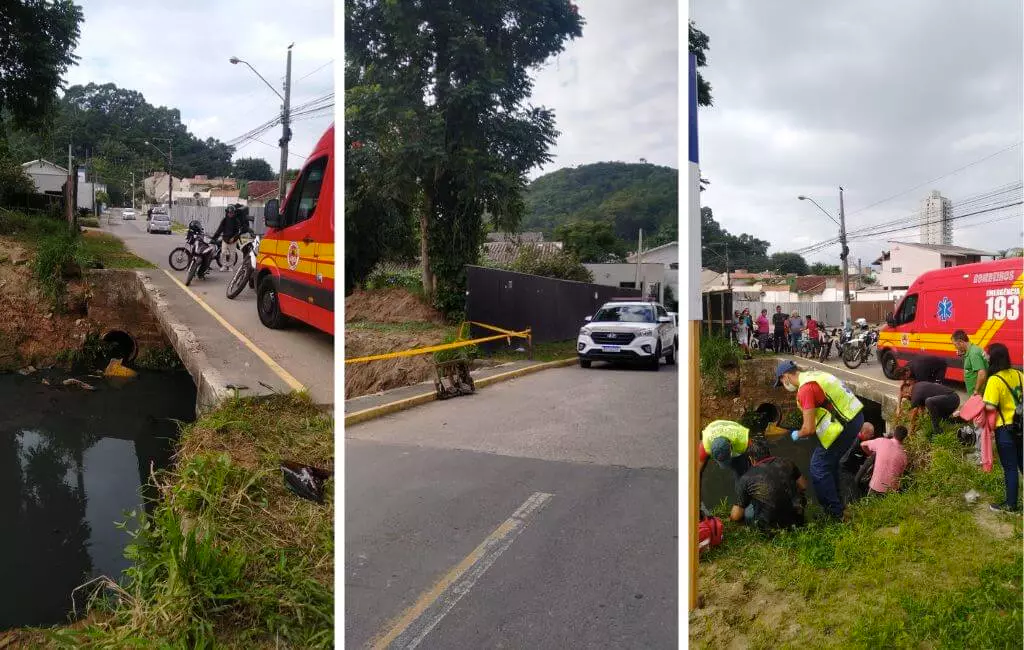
47, 394, 334, 648
700, 335, 739, 396
694, 420, 1023, 649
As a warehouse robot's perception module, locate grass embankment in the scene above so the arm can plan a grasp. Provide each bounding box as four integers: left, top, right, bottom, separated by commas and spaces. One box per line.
692, 421, 1023, 649
25, 393, 335, 649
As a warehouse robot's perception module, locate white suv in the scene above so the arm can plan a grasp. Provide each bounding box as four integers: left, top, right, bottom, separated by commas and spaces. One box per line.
577, 300, 676, 370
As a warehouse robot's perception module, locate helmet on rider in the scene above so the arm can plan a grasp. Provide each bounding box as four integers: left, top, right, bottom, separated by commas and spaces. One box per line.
187, 219, 203, 233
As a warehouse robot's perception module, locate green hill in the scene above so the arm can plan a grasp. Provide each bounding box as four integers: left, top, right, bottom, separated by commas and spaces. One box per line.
522, 162, 678, 243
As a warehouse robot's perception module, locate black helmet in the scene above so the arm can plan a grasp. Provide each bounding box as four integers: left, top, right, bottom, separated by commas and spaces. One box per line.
188, 219, 203, 233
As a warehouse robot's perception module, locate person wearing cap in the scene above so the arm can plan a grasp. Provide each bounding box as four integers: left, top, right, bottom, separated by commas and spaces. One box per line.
698, 420, 752, 486
774, 359, 865, 519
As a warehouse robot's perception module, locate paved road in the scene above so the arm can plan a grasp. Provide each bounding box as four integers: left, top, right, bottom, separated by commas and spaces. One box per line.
346, 363, 678, 648
101, 212, 334, 404
786, 350, 968, 402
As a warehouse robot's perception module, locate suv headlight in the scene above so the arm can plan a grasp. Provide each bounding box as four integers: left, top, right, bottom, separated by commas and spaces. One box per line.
638, 329, 653, 337
579, 327, 592, 336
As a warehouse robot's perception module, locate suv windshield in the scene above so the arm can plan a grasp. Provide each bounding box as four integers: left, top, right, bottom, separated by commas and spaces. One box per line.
592, 305, 656, 323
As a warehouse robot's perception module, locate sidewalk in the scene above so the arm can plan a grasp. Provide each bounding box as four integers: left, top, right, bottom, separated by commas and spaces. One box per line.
344, 359, 570, 416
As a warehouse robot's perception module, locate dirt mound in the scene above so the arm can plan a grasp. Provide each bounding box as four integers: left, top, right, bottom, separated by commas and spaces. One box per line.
345, 288, 443, 324
0, 237, 88, 372
345, 329, 448, 398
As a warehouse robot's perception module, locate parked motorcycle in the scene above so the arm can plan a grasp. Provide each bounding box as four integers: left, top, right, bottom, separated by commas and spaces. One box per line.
818, 328, 837, 362
226, 234, 261, 299
184, 235, 221, 287
842, 326, 879, 369
169, 221, 205, 271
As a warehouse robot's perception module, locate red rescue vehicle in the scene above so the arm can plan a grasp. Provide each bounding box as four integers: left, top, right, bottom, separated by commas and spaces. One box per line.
256, 124, 334, 335
877, 257, 1023, 381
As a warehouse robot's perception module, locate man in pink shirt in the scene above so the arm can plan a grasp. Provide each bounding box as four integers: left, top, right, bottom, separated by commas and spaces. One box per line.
860, 425, 909, 495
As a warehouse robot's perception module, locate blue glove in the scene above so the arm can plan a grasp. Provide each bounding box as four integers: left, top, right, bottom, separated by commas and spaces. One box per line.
791, 430, 801, 442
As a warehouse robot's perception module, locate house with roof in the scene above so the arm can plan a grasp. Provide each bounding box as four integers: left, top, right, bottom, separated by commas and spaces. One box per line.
873, 241, 995, 291
21, 159, 69, 195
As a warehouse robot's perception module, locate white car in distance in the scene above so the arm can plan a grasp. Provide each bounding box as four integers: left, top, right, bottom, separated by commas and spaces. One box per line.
577, 300, 676, 370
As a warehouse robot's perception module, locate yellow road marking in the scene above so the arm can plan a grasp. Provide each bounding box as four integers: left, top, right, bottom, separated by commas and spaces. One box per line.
161, 270, 305, 392
369, 492, 553, 649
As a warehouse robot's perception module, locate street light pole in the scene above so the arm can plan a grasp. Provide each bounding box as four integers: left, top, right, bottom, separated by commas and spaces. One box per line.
838, 186, 850, 327
230, 44, 293, 203
798, 192, 850, 326
279, 45, 293, 203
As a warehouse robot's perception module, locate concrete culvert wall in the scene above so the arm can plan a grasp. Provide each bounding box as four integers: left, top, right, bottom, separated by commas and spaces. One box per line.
102, 329, 138, 363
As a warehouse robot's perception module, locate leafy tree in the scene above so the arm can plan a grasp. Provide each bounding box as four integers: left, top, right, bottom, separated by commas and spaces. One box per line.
508, 245, 593, 283
809, 262, 841, 275
94, 190, 109, 205
688, 21, 712, 108
554, 219, 628, 262
346, 0, 584, 318
0, 1, 83, 130
232, 157, 274, 181
7, 83, 235, 202
768, 252, 809, 276
700, 206, 770, 272
0, 156, 35, 203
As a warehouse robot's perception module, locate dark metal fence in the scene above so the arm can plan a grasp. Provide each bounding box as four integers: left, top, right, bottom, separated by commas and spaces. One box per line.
465, 265, 641, 346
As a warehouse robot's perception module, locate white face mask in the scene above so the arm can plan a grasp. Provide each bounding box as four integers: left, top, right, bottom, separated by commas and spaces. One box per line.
783, 378, 797, 392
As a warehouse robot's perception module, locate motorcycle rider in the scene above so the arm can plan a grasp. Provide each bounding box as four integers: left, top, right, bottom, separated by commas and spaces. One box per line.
209, 203, 254, 271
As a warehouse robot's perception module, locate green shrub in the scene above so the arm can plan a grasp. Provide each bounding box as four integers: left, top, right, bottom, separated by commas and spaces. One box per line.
365, 263, 422, 293
434, 330, 479, 363
32, 232, 84, 306
79, 216, 100, 228
700, 335, 739, 396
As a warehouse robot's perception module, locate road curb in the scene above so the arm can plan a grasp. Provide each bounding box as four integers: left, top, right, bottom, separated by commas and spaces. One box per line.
344, 357, 578, 427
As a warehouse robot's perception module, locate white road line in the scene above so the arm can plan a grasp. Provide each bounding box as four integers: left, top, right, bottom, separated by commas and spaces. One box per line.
370, 492, 554, 649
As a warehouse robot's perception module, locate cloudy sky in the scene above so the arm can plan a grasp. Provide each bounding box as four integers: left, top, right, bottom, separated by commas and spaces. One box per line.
528, 0, 679, 177
691, 0, 1024, 267
65, 0, 334, 169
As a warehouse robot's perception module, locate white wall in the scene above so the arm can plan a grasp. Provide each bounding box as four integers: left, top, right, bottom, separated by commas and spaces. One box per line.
23, 161, 67, 194
877, 244, 940, 289
632, 243, 678, 265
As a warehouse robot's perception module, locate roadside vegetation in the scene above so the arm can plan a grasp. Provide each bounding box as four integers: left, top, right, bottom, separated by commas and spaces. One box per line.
25, 393, 335, 649
700, 335, 740, 396
693, 418, 1023, 648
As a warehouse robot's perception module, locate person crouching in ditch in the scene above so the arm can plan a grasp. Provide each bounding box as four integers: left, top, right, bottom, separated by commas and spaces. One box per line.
859, 425, 909, 496
774, 360, 865, 521
730, 438, 807, 532
896, 375, 960, 439
697, 420, 752, 490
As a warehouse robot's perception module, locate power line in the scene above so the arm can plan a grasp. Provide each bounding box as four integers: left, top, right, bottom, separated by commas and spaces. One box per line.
846, 140, 1023, 219
295, 59, 334, 83
795, 183, 1023, 255
846, 202, 1023, 242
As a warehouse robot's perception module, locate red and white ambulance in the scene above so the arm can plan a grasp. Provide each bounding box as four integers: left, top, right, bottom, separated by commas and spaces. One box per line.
877, 257, 1023, 381
256, 125, 334, 335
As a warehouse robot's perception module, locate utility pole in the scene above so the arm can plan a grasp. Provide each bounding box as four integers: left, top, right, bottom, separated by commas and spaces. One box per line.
168, 145, 173, 212
725, 242, 731, 289
131, 171, 136, 209
635, 229, 643, 296
839, 186, 851, 327
278, 44, 293, 203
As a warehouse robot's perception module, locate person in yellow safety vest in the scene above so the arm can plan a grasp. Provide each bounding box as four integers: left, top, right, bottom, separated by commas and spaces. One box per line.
698, 420, 752, 487
774, 360, 865, 520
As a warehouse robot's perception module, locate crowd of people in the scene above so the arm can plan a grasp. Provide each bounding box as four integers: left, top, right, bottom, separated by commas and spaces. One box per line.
731, 306, 824, 359
699, 334, 1023, 533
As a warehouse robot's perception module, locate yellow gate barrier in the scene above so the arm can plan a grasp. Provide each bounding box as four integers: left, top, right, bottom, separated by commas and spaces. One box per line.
344, 321, 532, 364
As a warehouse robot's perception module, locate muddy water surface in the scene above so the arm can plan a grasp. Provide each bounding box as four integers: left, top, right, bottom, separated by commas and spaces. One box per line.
0, 370, 195, 629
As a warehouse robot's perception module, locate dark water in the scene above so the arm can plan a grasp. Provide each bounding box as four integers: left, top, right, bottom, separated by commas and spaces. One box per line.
701, 398, 887, 511
0, 370, 195, 629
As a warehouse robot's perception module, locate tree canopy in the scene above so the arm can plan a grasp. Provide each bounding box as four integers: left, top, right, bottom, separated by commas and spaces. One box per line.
689, 21, 712, 108
554, 219, 628, 263
7, 82, 236, 205
232, 157, 274, 181
345, 0, 583, 317
523, 161, 678, 244
0, 1, 83, 130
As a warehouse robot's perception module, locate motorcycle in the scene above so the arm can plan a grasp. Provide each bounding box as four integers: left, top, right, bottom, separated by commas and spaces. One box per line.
184, 235, 221, 287
842, 326, 879, 369
168, 227, 203, 271
226, 234, 261, 299
818, 328, 837, 362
